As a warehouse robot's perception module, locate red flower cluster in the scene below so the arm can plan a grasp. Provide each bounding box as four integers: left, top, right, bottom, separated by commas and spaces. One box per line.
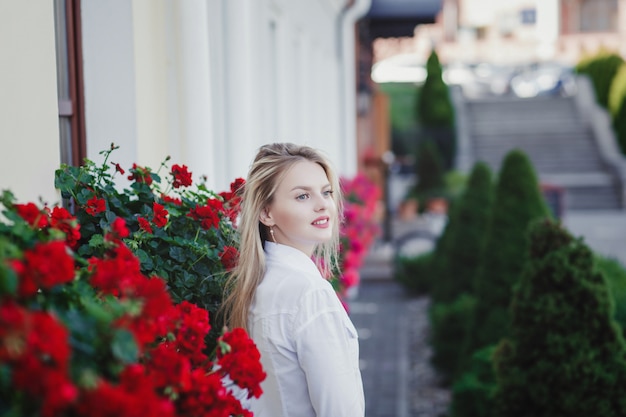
0, 302, 78, 417
187, 199, 224, 230
152, 202, 169, 227
335, 174, 382, 303
14, 204, 81, 249
127, 163, 153, 185
219, 178, 245, 225
217, 328, 266, 399
2, 226, 265, 417
10, 241, 75, 298
86, 196, 106, 216
219, 246, 238, 270
49, 206, 81, 248
14, 202, 49, 228
171, 164, 193, 188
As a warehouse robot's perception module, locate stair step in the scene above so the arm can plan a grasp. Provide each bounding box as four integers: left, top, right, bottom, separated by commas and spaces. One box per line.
463, 94, 624, 211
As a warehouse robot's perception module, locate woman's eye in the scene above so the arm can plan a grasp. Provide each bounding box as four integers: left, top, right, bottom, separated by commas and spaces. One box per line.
296, 193, 310, 201
323, 190, 333, 197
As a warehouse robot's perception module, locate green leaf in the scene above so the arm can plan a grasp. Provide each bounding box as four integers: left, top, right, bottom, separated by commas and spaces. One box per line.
0, 264, 18, 296
111, 328, 139, 364
88, 234, 105, 249
169, 246, 187, 262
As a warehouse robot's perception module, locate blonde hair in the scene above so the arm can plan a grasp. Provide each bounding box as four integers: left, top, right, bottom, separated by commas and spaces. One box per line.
221, 143, 343, 332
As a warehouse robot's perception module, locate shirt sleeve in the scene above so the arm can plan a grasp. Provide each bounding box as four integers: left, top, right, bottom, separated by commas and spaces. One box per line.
293, 286, 365, 417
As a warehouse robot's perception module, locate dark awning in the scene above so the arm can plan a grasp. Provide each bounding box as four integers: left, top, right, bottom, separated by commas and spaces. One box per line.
366, 0, 442, 38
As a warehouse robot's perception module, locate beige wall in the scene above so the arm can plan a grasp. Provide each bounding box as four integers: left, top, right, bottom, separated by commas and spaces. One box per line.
0, 2, 61, 205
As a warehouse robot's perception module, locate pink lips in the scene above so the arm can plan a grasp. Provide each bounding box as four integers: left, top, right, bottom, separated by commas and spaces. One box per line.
311, 216, 330, 228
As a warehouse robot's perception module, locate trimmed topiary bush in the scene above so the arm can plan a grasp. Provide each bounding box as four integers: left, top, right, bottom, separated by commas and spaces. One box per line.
415, 49, 456, 169
576, 50, 625, 108
394, 251, 435, 294
596, 254, 626, 332
430, 294, 477, 383
608, 63, 626, 155
449, 346, 497, 417
412, 139, 446, 206
431, 162, 494, 304
467, 149, 549, 353
493, 219, 626, 416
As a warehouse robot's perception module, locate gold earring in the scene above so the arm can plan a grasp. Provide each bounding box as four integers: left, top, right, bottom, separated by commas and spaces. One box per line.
270, 227, 277, 243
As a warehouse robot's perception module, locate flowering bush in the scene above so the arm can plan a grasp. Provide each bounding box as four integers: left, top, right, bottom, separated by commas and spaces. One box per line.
0, 192, 265, 416
53, 145, 244, 346
331, 174, 381, 303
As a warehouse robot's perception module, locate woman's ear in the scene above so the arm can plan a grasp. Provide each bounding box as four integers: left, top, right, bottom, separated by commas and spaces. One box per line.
259, 207, 274, 227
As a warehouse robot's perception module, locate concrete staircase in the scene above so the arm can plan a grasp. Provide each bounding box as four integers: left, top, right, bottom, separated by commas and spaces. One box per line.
458, 92, 625, 211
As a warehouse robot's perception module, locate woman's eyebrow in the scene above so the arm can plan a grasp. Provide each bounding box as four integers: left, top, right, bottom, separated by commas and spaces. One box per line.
290, 183, 331, 192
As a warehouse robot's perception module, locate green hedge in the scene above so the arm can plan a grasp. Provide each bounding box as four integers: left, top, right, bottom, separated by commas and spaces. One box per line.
608, 63, 626, 155
575, 50, 624, 108
394, 251, 434, 294
431, 162, 494, 304
493, 219, 626, 416
430, 294, 477, 383
596, 254, 626, 331
467, 149, 549, 353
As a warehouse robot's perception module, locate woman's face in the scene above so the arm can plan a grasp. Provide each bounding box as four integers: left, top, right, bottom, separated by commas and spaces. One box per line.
261, 160, 336, 256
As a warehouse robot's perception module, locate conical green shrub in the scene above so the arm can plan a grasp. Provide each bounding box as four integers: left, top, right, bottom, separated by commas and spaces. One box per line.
428, 162, 494, 381
431, 161, 494, 303
449, 346, 497, 417
608, 63, 626, 155
467, 149, 549, 352
413, 139, 445, 203
415, 49, 456, 169
493, 219, 626, 416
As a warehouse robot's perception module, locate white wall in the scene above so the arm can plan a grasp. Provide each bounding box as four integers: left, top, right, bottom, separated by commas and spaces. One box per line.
0, 2, 60, 204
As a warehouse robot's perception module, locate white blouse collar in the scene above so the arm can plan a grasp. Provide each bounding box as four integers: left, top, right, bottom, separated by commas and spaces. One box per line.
264, 241, 322, 276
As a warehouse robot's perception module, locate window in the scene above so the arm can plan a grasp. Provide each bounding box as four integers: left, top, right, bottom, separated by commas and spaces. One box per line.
580, 0, 618, 32
54, 0, 86, 166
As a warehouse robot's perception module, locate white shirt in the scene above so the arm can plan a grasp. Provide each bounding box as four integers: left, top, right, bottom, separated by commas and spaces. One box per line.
247, 242, 365, 417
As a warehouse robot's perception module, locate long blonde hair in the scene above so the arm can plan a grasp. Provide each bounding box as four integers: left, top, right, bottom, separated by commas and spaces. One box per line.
221, 143, 343, 332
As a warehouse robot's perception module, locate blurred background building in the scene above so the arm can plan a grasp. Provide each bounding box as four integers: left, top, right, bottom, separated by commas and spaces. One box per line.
1, 0, 373, 203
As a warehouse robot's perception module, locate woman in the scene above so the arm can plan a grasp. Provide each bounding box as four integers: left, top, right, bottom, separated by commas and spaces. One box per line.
222, 143, 365, 417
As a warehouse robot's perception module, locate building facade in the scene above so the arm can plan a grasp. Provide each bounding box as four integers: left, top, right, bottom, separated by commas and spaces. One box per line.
1, 0, 370, 204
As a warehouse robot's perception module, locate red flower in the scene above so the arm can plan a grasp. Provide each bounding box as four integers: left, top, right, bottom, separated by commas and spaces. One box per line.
127, 163, 153, 185
89, 244, 142, 297
49, 206, 81, 248
152, 203, 168, 228
171, 164, 192, 188
111, 162, 125, 175
171, 301, 211, 365
14, 202, 49, 228
219, 246, 238, 270
160, 194, 182, 206
217, 328, 266, 399
85, 196, 106, 216
187, 200, 223, 230
107, 217, 129, 241
11, 241, 75, 298
137, 217, 153, 234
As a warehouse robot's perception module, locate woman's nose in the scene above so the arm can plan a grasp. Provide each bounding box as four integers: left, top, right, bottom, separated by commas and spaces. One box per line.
314, 193, 329, 211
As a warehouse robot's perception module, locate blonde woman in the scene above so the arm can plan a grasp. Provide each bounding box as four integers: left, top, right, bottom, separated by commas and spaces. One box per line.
222, 143, 365, 417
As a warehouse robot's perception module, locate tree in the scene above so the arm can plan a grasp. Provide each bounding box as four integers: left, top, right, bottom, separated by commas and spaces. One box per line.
415, 49, 456, 169
493, 219, 626, 416
428, 162, 495, 381
467, 149, 549, 352
431, 161, 494, 303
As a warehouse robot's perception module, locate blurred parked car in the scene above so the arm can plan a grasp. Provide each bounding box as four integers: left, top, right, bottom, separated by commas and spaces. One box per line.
443, 61, 517, 98
509, 62, 577, 98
